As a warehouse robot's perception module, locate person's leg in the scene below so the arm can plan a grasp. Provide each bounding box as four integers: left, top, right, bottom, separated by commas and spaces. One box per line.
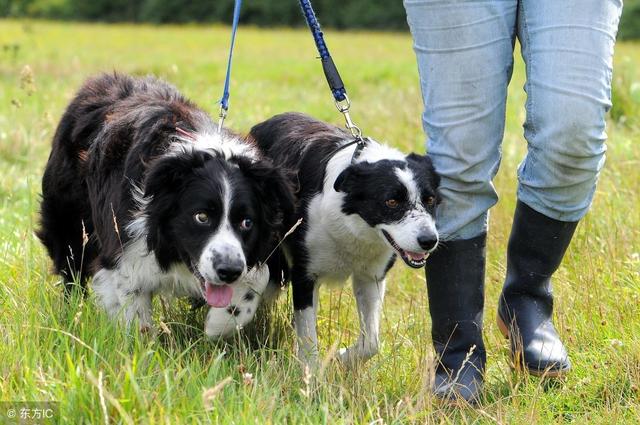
405, 0, 517, 241
499, 0, 623, 376
404, 0, 517, 402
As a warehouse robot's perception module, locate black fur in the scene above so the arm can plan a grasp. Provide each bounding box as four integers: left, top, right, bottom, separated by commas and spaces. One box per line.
249, 111, 349, 200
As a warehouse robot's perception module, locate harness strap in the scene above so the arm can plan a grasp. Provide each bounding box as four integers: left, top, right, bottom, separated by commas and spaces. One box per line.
218, 0, 242, 131
331, 137, 371, 164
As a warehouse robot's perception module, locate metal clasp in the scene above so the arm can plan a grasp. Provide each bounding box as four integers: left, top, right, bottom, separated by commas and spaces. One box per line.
217, 106, 228, 133
335, 95, 362, 140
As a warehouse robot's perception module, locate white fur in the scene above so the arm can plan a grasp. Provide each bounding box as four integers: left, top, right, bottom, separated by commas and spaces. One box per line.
303, 139, 397, 285
92, 231, 271, 338
92, 235, 198, 330
304, 192, 393, 285
204, 265, 270, 337
170, 129, 258, 161
294, 281, 320, 363
338, 275, 386, 366
196, 177, 247, 285
395, 167, 420, 203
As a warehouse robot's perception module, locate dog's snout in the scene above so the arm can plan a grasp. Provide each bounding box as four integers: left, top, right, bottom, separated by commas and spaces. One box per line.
215, 264, 243, 283
417, 234, 438, 251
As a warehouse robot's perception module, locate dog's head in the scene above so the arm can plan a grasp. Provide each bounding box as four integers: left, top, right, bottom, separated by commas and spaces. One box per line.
143, 149, 294, 308
334, 152, 441, 268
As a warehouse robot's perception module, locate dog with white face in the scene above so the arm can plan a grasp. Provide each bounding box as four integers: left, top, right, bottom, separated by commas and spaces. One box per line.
250, 112, 441, 366
38, 74, 294, 337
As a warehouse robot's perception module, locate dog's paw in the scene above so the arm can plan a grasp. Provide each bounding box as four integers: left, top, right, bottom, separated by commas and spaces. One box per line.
336, 347, 358, 370
336, 344, 377, 370
138, 316, 156, 334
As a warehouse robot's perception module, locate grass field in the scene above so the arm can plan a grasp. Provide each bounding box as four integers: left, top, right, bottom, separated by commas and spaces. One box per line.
1, 20, 639, 424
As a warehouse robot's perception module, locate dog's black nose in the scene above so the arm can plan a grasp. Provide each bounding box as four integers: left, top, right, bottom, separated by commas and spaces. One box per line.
417, 234, 438, 251
216, 266, 243, 283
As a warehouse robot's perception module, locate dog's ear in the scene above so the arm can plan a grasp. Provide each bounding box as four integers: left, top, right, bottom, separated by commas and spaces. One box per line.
143, 150, 210, 270
235, 156, 296, 230
334, 163, 372, 193
334, 168, 350, 193
235, 156, 297, 264
406, 153, 442, 204
334, 164, 359, 193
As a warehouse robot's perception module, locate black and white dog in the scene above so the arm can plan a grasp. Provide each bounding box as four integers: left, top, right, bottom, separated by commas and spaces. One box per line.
251, 112, 441, 366
38, 74, 294, 337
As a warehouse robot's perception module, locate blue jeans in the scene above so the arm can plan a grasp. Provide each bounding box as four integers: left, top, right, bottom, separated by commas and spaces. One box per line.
404, 0, 623, 240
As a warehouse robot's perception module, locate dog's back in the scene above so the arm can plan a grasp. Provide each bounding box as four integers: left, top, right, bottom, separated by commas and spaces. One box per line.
250, 112, 349, 187
250, 112, 356, 207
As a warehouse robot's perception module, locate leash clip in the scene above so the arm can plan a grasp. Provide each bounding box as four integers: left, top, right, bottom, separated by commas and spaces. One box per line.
335, 95, 362, 140
217, 106, 228, 133
351, 136, 369, 163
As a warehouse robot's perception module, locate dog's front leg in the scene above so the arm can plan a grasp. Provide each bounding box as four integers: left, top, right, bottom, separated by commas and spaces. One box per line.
338, 275, 386, 368
292, 268, 319, 366
93, 267, 154, 332
124, 289, 153, 332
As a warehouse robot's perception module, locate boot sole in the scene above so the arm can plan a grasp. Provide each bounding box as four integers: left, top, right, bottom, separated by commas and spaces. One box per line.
496, 314, 569, 378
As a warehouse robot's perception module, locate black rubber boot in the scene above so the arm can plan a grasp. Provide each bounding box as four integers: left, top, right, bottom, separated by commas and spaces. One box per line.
426, 234, 487, 403
497, 200, 578, 377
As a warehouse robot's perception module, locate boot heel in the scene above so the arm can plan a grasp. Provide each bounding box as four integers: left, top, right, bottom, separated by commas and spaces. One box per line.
496, 313, 509, 339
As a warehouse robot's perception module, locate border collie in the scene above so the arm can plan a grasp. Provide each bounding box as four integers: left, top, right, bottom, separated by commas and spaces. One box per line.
38, 74, 294, 338
250, 112, 440, 366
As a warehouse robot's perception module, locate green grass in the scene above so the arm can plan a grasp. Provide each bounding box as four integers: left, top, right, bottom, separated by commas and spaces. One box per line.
1, 20, 639, 424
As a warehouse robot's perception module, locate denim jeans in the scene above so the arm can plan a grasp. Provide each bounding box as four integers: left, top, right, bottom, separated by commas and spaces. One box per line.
404, 0, 623, 240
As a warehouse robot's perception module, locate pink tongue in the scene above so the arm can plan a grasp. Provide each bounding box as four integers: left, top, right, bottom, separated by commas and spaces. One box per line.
407, 251, 427, 261
205, 283, 233, 308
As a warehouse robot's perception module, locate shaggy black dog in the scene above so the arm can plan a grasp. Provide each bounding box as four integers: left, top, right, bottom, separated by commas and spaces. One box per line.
38, 73, 294, 337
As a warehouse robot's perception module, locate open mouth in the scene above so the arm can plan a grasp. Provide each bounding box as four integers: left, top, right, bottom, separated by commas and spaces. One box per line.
191, 265, 234, 308
382, 230, 429, 269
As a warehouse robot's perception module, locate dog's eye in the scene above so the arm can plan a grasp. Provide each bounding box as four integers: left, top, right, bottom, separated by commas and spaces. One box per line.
239, 218, 253, 231
194, 212, 209, 224
385, 199, 399, 209
425, 196, 436, 207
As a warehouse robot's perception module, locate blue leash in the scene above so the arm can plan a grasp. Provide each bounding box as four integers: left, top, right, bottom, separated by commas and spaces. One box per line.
298, 0, 365, 144
298, 0, 346, 103
218, 0, 242, 132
